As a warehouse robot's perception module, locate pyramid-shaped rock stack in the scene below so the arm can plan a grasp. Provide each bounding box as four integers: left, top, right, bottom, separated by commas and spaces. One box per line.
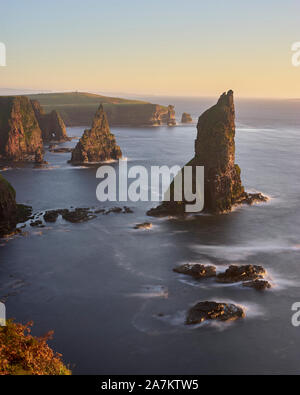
70, 104, 122, 164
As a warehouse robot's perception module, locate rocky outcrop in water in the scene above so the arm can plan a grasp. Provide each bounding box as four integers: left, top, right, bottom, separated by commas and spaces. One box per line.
70, 104, 122, 164
216, 264, 266, 283
166, 105, 176, 126
31, 100, 69, 142
173, 264, 216, 279
147, 91, 267, 216
0, 97, 44, 163
0, 174, 32, 236
243, 279, 271, 290
181, 113, 192, 123
186, 301, 245, 325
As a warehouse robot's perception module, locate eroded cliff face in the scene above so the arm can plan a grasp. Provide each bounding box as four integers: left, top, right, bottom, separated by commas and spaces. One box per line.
31, 100, 69, 141
0, 97, 44, 162
148, 91, 267, 216
166, 105, 176, 126
70, 104, 122, 164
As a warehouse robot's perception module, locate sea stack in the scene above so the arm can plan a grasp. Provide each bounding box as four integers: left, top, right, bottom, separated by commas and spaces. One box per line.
167, 105, 176, 126
31, 100, 69, 142
147, 90, 267, 216
181, 112, 192, 123
0, 96, 44, 163
70, 104, 122, 164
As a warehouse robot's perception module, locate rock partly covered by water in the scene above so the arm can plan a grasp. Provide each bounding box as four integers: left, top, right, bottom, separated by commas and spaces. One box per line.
133, 222, 152, 230
181, 113, 192, 123
173, 264, 216, 279
31, 100, 69, 142
216, 264, 266, 283
147, 90, 268, 217
0, 96, 44, 163
186, 301, 245, 325
243, 279, 271, 290
70, 105, 122, 164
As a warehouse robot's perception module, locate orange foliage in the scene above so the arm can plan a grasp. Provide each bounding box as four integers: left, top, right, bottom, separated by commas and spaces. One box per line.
0, 320, 71, 375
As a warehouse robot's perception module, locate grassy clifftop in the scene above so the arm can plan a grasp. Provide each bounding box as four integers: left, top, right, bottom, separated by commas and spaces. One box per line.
27, 92, 168, 126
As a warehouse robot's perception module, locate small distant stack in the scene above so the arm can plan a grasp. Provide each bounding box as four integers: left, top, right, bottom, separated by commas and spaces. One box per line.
181, 112, 192, 123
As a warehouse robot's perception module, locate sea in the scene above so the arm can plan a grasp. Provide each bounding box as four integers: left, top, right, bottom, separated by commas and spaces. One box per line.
1, 96, 300, 374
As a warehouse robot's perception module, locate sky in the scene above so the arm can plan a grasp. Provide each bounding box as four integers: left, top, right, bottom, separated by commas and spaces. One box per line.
0, 0, 299, 98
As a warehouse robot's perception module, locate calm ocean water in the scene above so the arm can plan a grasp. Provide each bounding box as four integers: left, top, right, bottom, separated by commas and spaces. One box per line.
1, 97, 300, 374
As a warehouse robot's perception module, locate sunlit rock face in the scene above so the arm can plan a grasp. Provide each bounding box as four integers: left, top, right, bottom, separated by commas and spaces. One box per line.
147, 90, 267, 217
0, 96, 44, 163
70, 104, 122, 164
31, 100, 69, 142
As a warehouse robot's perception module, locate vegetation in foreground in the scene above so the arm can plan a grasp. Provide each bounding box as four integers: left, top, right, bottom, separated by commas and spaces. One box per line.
0, 320, 71, 375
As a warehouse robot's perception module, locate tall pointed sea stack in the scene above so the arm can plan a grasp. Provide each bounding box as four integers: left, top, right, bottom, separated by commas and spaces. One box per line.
31, 100, 69, 142
0, 97, 44, 163
70, 104, 122, 164
148, 90, 267, 216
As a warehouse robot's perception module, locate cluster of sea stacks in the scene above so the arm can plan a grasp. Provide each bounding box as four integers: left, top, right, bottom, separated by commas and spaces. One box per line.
0, 96, 69, 164
0, 90, 270, 326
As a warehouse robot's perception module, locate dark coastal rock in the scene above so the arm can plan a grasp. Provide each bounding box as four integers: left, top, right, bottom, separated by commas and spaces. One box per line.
0, 174, 17, 236
181, 113, 192, 123
0, 174, 33, 237
186, 301, 245, 325
216, 264, 266, 283
243, 279, 271, 290
173, 264, 216, 279
30, 220, 44, 227
43, 210, 60, 223
147, 91, 267, 217
61, 208, 96, 223
31, 100, 69, 142
0, 96, 44, 163
134, 222, 152, 230
70, 105, 122, 164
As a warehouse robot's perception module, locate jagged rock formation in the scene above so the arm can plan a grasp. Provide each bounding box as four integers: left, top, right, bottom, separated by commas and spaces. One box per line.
0, 97, 44, 163
186, 301, 245, 325
181, 112, 192, 123
166, 105, 176, 126
147, 90, 267, 216
31, 100, 69, 141
70, 104, 122, 164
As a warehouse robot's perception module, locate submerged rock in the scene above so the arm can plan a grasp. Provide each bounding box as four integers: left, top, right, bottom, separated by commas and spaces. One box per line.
134, 222, 152, 230
216, 264, 266, 283
243, 279, 271, 290
0, 96, 44, 163
173, 264, 216, 279
186, 301, 245, 325
70, 104, 122, 164
147, 91, 267, 217
181, 113, 192, 123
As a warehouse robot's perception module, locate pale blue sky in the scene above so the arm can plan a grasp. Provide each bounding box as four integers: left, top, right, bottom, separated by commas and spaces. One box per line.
0, 0, 299, 97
